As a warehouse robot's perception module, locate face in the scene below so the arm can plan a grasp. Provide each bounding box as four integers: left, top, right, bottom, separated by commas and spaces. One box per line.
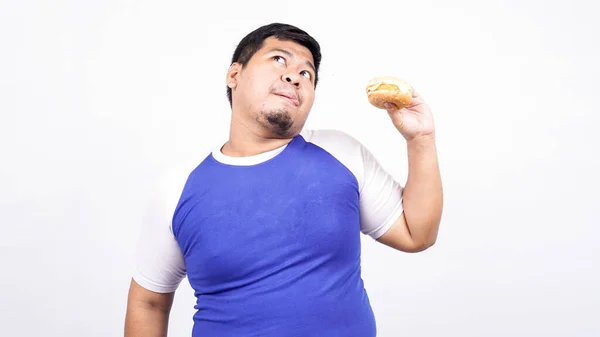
227, 37, 317, 138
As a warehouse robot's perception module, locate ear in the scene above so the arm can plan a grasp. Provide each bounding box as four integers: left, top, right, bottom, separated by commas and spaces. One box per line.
226, 62, 242, 89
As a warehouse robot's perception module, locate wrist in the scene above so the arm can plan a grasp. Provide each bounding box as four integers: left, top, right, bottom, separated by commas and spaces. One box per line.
406, 133, 436, 148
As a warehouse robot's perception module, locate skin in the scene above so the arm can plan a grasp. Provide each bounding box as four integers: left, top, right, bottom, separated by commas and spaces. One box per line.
124, 36, 443, 336
124, 279, 174, 337
376, 94, 443, 252
222, 36, 317, 157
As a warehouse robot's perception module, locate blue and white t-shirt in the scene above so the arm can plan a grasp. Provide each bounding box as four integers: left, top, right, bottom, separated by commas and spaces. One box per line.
133, 129, 405, 336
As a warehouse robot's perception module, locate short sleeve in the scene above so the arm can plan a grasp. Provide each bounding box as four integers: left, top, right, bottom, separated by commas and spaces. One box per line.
357, 143, 405, 239
132, 168, 189, 293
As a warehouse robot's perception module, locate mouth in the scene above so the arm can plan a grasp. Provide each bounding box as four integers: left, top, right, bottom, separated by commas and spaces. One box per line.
275, 93, 300, 107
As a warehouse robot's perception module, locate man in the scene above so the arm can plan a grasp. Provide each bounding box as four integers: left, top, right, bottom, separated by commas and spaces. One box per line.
124, 22, 443, 336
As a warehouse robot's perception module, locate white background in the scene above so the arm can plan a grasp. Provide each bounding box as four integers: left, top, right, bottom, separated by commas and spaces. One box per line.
2, 0, 599, 336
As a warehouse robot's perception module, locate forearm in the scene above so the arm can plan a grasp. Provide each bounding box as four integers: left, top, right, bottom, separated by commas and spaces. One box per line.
124, 297, 172, 337
402, 134, 443, 246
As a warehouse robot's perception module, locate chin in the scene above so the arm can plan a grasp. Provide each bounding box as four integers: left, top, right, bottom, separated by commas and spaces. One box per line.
259, 107, 300, 138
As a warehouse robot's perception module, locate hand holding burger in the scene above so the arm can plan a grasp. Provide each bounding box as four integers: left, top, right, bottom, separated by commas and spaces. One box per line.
366, 76, 435, 141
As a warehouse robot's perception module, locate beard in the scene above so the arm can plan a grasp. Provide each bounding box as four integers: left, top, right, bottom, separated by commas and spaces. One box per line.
258, 107, 295, 137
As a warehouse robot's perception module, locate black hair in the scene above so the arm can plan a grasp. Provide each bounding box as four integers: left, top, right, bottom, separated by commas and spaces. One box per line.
226, 22, 322, 107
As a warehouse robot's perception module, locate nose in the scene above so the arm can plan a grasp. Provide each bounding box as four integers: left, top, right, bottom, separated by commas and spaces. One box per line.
282, 72, 301, 88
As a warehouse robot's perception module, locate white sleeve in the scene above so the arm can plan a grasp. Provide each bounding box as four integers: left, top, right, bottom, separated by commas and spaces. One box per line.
301, 129, 405, 239
357, 140, 405, 239
132, 168, 189, 293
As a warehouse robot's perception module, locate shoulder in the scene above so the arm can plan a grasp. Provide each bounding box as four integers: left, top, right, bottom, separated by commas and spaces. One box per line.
300, 128, 362, 146
300, 128, 368, 187
146, 159, 205, 233
300, 128, 365, 156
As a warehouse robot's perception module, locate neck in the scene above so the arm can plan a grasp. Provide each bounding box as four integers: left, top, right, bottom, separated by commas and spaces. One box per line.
221, 113, 293, 157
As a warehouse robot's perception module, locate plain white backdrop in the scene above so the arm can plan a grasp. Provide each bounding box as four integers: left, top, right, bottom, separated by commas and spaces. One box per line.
2, 0, 599, 336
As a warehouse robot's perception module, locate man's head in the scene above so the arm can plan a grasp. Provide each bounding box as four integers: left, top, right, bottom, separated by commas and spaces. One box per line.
226, 23, 321, 138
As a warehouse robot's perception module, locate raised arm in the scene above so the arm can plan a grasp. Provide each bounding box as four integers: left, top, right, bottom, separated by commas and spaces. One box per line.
376, 87, 443, 252
376, 134, 442, 252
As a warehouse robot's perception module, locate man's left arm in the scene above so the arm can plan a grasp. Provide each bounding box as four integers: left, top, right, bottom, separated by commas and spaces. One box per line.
374, 87, 443, 253
376, 133, 443, 252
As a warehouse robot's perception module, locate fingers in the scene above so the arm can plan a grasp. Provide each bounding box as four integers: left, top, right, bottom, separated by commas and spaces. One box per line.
408, 86, 425, 107
383, 85, 425, 112
384, 102, 399, 113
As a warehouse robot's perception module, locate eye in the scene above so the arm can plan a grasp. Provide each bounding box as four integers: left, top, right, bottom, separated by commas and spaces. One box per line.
300, 70, 312, 79
273, 56, 286, 64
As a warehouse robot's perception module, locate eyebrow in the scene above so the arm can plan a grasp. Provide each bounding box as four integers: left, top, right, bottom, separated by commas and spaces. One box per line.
267, 48, 316, 76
